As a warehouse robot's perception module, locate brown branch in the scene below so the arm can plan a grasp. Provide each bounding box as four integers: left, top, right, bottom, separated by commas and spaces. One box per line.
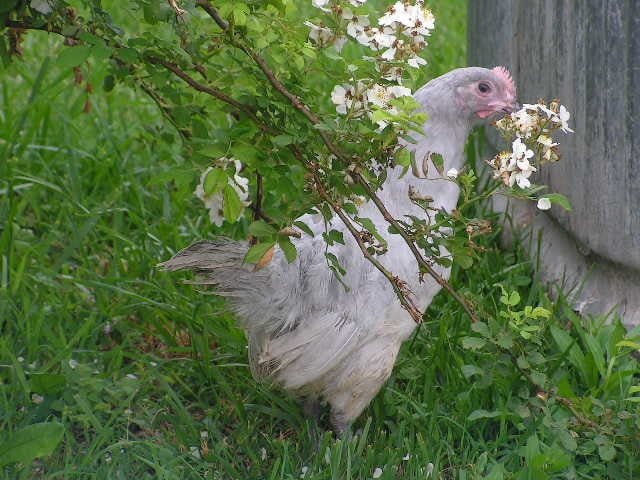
147, 57, 280, 137
313, 173, 423, 324
3, 20, 79, 39
196, 0, 229, 30
139, 81, 191, 141
351, 170, 479, 322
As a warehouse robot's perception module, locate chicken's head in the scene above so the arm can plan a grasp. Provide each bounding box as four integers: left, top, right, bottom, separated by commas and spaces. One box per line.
450, 66, 518, 122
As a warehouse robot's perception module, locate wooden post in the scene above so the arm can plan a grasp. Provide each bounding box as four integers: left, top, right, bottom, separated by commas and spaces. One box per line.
469, 0, 640, 326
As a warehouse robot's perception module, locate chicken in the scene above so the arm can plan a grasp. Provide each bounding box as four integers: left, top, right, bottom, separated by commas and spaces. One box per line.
161, 66, 518, 434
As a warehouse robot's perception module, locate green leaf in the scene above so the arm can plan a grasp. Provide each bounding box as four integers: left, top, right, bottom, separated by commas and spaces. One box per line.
233, 3, 249, 26
244, 241, 276, 264
355, 217, 386, 245
545, 193, 572, 211
461, 337, 486, 350
461, 364, 484, 379
222, 184, 243, 222
429, 152, 444, 175
395, 148, 412, 168
278, 235, 297, 263
293, 221, 314, 237
530, 306, 551, 319
496, 331, 514, 349
597, 438, 616, 461
323, 229, 344, 246
0, 422, 65, 467
468, 409, 502, 421
550, 324, 585, 371
453, 251, 473, 269
30, 373, 66, 395
271, 135, 293, 147
557, 429, 577, 452
56, 45, 92, 70
197, 144, 227, 158
103, 74, 115, 92
470, 321, 491, 338
530, 371, 547, 388
500, 290, 520, 307
204, 169, 227, 195
249, 220, 277, 238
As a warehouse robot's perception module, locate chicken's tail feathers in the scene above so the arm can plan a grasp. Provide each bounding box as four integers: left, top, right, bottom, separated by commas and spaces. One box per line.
159, 239, 273, 322
159, 239, 245, 274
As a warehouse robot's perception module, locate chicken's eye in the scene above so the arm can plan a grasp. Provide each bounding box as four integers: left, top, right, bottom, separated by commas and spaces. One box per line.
478, 82, 491, 94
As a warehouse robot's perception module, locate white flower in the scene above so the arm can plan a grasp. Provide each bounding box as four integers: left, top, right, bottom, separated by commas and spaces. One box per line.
372, 467, 383, 478
331, 82, 367, 115
379, 2, 434, 36
195, 166, 224, 226
31, 393, 44, 404
342, 10, 370, 38
511, 138, 534, 162
446, 168, 458, 179
513, 110, 536, 138
371, 27, 396, 49
537, 135, 558, 148
512, 171, 533, 189
195, 160, 250, 226
380, 47, 396, 61
126, 373, 138, 380
333, 36, 347, 52
537, 197, 552, 210
260, 447, 267, 461
367, 84, 391, 107
558, 105, 574, 133
348, 0, 367, 6
407, 55, 427, 68
387, 85, 412, 98
312, 0, 330, 10
68, 359, 79, 369
403, 453, 411, 461
331, 84, 353, 114
305, 21, 333, 45
300, 466, 309, 478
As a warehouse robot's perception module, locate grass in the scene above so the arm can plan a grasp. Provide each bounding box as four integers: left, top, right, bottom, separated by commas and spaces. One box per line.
1, 1, 639, 478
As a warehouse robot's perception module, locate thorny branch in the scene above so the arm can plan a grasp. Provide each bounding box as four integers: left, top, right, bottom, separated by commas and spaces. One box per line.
195, 0, 478, 322
144, 58, 423, 322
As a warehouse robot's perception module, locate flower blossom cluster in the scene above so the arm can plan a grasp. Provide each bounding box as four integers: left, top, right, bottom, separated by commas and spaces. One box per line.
195, 158, 249, 226
330, 81, 411, 126
488, 101, 573, 194
307, 1, 434, 77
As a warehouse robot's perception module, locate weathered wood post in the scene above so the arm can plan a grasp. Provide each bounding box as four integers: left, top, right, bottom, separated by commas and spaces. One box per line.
469, 1, 640, 326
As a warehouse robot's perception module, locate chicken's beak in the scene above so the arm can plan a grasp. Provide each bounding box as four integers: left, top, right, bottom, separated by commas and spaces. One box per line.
501, 101, 520, 114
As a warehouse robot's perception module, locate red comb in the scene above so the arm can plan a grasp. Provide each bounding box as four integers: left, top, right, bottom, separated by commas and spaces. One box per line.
492, 66, 516, 97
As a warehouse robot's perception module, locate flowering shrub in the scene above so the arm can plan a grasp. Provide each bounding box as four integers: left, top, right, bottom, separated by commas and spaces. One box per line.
2, 0, 573, 321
